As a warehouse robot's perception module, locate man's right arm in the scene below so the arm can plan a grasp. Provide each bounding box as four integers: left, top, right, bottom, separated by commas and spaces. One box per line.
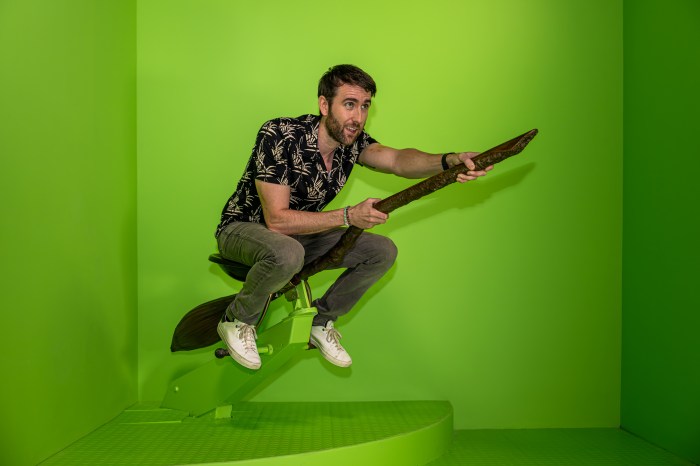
256, 180, 388, 235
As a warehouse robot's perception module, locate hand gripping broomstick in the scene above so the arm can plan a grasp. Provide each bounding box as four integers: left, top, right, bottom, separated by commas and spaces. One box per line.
170, 129, 538, 352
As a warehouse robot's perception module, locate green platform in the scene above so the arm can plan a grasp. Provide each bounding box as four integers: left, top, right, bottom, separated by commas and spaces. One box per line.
41, 401, 453, 466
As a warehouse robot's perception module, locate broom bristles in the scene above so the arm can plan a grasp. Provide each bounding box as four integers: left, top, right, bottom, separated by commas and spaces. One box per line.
170, 294, 236, 352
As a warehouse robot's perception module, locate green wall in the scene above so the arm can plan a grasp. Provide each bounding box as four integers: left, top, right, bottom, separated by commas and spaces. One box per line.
0, 1, 137, 465
12, 2, 700, 464
621, 0, 700, 463
138, 0, 622, 429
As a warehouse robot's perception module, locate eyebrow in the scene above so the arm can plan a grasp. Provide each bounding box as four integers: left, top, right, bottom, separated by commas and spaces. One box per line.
343, 97, 372, 104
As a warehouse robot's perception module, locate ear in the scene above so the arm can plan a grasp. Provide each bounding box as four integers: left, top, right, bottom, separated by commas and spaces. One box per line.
319, 95, 329, 116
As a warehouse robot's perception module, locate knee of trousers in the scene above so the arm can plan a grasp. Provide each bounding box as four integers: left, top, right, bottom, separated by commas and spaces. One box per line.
263, 239, 305, 276
366, 235, 398, 270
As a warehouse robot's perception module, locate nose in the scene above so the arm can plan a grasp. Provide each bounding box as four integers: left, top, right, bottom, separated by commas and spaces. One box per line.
353, 106, 363, 122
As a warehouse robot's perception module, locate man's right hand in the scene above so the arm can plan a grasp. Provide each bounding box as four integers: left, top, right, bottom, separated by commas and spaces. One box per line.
347, 198, 388, 229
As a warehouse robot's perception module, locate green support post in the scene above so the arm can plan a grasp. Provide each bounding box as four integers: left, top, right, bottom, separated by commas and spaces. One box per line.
161, 281, 316, 416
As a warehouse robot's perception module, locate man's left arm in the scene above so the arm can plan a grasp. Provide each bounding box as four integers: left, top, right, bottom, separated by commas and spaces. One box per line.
358, 143, 492, 183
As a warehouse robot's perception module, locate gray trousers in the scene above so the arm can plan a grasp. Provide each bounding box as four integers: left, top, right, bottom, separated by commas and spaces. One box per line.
216, 222, 398, 326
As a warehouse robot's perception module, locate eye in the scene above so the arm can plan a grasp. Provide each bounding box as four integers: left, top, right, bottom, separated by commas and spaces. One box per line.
344, 102, 355, 109
361, 103, 370, 110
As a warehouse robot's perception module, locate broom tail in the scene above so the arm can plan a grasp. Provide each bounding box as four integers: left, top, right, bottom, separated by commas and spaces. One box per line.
170, 294, 236, 352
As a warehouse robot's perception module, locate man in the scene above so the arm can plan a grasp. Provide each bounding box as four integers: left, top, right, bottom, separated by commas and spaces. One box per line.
215, 64, 491, 370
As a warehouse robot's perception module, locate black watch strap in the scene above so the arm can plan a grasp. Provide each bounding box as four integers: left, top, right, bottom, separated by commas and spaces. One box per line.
441, 152, 455, 171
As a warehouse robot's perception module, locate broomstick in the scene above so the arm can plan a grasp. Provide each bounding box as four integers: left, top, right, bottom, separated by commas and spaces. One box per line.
170, 128, 538, 352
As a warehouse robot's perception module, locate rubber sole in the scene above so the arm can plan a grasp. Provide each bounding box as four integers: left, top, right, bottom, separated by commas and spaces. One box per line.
309, 334, 352, 367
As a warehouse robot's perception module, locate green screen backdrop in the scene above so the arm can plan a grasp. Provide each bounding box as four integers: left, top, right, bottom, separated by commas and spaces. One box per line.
0, 1, 137, 465
137, 0, 622, 429
622, 0, 700, 463
10, 1, 700, 465
9, 1, 700, 465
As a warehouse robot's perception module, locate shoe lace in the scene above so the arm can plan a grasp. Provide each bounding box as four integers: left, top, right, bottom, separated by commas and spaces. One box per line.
237, 323, 258, 353
325, 326, 343, 350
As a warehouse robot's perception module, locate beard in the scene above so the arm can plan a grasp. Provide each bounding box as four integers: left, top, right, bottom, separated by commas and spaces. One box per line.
324, 108, 360, 146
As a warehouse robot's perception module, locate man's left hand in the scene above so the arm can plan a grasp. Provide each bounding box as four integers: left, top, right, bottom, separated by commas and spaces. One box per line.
455, 152, 492, 183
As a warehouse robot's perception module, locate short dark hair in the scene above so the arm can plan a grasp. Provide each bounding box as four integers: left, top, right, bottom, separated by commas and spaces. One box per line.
318, 64, 377, 103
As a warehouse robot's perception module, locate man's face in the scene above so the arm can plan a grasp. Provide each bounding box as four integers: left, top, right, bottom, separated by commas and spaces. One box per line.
322, 84, 372, 146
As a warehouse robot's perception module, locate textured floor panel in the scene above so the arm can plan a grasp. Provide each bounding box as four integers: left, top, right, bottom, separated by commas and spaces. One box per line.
41, 400, 451, 465
427, 428, 695, 466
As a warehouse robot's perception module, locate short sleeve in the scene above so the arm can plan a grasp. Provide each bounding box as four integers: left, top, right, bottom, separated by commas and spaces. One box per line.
354, 131, 378, 167
254, 121, 289, 186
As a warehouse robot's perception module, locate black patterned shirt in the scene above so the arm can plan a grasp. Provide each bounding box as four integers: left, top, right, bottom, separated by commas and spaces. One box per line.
216, 114, 378, 237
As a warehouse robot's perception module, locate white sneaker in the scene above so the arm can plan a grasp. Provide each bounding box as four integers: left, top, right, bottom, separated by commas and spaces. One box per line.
217, 317, 261, 370
310, 321, 352, 367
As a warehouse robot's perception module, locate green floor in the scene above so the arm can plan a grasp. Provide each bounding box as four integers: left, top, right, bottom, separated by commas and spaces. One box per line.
429, 429, 695, 466
41, 401, 695, 466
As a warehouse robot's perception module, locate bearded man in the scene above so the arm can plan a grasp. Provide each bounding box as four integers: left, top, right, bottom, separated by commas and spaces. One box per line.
215, 64, 491, 370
